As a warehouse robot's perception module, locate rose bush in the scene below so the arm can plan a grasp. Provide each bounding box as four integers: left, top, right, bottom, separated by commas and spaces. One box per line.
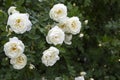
0, 0, 120, 80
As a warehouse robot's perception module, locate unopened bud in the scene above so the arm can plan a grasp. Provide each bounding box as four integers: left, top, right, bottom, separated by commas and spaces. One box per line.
29, 64, 35, 69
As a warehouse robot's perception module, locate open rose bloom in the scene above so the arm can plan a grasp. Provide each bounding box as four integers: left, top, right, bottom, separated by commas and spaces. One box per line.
4, 37, 25, 58
46, 26, 65, 45
10, 54, 27, 69
65, 17, 81, 35
7, 12, 32, 34
41, 46, 60, 67
49, 3, 67, 22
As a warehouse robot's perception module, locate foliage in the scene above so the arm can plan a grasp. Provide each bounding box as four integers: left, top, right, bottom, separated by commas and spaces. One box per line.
0, 0, 120, 80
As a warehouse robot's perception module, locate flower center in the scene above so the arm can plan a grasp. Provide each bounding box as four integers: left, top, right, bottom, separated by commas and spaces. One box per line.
60, 24, 65, 29
16, 19, 21, 23
49, 54, 55, 59
12, 47, 17, 51
10, 43, 17, 52
71, 21, 76, 29
16, 56, 24, 64
56, 9, 62, 15
55, 36, 58, 39
15, 19, 22, 27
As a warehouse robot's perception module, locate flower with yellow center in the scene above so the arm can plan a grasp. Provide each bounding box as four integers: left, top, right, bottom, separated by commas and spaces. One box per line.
7, 13, 32, 34
41, 46, 60, 67
15, 19, 21, 26
10, 54, 27, 69
46, 26, 65, 45
58, 17, 69, 32
4, 37, 25, 58
66, 17, 82, 35
49, 3, 67, 22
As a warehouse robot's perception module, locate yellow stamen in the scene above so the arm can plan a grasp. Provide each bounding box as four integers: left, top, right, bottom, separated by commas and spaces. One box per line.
71, 21, 76, 29
16, 56, 24, 64
56, 10, 62, 14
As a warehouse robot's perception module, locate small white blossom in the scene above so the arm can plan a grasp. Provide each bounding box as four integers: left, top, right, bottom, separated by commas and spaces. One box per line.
41, 46, 60, 67
66, 17, 82, 35
79, 33, 84, 38
90, 78, 94, 80
10, 54, 27, 70
75, 76, 85, 80
4, 37, 25, 58
8, 6, 19, 15
80, 71, 86, 76
84, 20, 88, 25
46, 26, 65, 45
7, 13, 32, 34
64, 34, 72, 45
98, 43, 102, 47
49, 3, 67, 22
118, 59, 120, 62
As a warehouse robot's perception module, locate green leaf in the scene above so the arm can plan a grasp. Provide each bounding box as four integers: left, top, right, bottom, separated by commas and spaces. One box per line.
15, 0, 24, 6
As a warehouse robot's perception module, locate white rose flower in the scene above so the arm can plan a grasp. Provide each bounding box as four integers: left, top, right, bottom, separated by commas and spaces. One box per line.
58, 17, 69, 32
7, 13, 32, 34
4, 37, 25, 58
75, 76, 85, 80
66, 17, 81, 35
10, 54, 27, 70
64, 34, 72, 45
41, 46, 60, 67
46, 26, 65, 45
49, 3, 67, 22
8, 6, 19, 15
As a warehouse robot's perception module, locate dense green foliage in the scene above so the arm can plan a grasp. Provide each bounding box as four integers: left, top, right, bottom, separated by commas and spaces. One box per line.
0, 0, 120, 80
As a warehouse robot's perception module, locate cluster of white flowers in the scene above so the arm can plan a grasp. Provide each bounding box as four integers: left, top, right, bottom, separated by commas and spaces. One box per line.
41, 3, 82, 67
4, 37, 27, 69
7, 6, 32, 34
3, 6, 33, 70
4, 4, 82, 70
48, 3, 82, 45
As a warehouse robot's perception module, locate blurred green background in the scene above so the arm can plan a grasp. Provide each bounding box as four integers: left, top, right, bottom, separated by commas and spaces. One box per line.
0, 0, 120, 80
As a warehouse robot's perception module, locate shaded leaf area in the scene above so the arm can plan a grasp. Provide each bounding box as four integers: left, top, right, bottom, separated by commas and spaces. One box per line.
0, 0, 120, 80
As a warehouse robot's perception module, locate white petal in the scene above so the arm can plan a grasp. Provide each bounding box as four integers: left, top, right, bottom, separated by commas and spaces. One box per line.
75, 76, 85, 80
